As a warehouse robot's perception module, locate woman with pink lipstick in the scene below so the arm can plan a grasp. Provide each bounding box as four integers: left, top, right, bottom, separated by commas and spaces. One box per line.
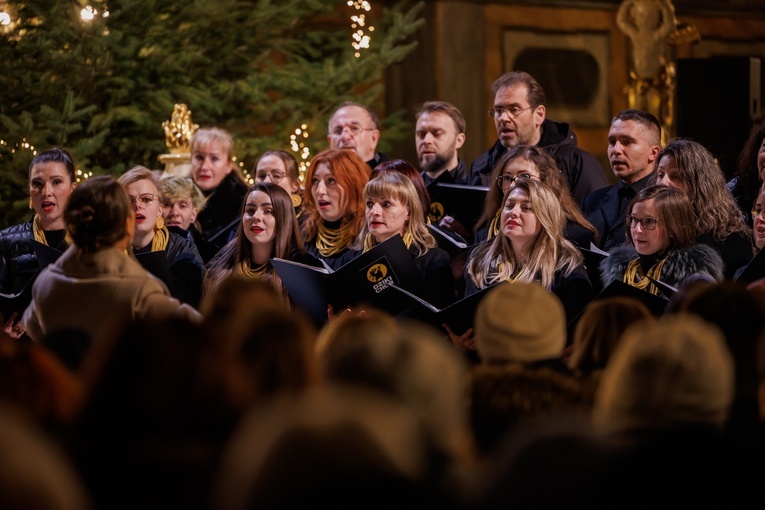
203, 182, 305, 301
190, 127, 248, 263
359, 172, 455, 307
118, 166, 205, 307
600, 185, 724, 296
0, 148, 77, 296
301, 149, 370, 270
159, 175, 206, 231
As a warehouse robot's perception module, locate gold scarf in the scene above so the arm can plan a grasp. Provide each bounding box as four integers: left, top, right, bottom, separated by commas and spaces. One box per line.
32, 214, 73, 248
363, 231, 413, 252
150, 225, 170, 252
623, 257, 667, 296
315, 221, 354, 257
238, 259, 270, 279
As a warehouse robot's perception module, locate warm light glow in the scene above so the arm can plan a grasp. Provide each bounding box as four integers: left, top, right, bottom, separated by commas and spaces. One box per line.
0, 12, 11, 26
289, 125, 311, 182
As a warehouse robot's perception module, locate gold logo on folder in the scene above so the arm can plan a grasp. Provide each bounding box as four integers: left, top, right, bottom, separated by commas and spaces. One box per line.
366, 263, 388, 283
429, 202, 445, 222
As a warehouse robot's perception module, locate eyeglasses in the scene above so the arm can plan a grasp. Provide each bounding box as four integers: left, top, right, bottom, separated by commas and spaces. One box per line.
497, 173, 534, 189
129, 193, 158, 207
256, 171, 285, 183
626, 215, 659, 230
488, 105, 534, 119
329, 125, 376, 137
752, 207, 763, 219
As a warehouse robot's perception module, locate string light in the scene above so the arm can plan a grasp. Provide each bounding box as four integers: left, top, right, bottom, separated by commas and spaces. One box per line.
75, 169, 93, 183
80, 4, 109, 22
0, 12, 11, 26
348, 1, 373, 58
289, 124, 311, 184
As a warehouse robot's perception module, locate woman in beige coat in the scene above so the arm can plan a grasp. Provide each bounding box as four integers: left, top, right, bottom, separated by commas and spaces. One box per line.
23, 176, 200, 346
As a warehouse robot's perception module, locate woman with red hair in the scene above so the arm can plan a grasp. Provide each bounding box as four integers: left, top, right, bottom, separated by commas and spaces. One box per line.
301, 149, 370, 269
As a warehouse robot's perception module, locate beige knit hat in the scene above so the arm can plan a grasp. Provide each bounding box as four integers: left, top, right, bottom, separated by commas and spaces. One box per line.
474, 281, 566, 363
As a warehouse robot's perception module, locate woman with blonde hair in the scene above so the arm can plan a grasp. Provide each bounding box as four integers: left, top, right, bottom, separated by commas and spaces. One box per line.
656, 138, 753, 277
359, 172, 454, 307
474, 145, 598, 248
204, 182, 306, 302
466, 178, 591, 299
118, 166, 204, 306
190, 127, 248, 263
301, 149, 370, 269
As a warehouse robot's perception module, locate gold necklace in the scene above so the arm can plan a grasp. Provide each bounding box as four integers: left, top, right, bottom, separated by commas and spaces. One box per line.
623, 257, 667, 296
363, 231, 413, 252
316, 221, 353, 257
238, 259, 270, 279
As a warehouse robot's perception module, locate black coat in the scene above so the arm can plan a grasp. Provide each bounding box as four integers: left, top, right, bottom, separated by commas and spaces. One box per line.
193, 172, 248, 263
165, 227, 205, 308
469, 119, 608, 203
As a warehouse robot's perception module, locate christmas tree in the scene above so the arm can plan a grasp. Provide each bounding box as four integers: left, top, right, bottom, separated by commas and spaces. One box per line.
0, 0, 424, 228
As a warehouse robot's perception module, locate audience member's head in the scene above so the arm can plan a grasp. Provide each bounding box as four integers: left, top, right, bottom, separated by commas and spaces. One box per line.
474, 281, 566, 364
0, 404, 90, 510
318, 314, 472, 463
568, 297, 652, 374
593, 314, 734, 434
213, 385, 437, 510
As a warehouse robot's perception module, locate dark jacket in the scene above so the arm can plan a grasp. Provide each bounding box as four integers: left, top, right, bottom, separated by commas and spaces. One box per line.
0, 218, 37, 294
469, 119, 608, 203
165, 227, 205, 308
697, 231, 754, 280
581, 174, 653, 251
411, 245, 455, 309
600, 244, 725, 290
193, 172, 248, 263
421, 160, 469, 187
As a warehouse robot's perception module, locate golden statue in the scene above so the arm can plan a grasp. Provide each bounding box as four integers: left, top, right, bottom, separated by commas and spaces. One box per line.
158, 104, 199, 177
617, 0, 700, 144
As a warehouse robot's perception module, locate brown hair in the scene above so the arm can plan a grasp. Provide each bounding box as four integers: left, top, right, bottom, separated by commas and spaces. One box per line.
65, 175, 131, 253
491, 70, 546, 107
415, 101, 466, 134
370, 159, 430, 219
568, 297, 652, 373
626, 185, 696, 250
657, 138, 751, 242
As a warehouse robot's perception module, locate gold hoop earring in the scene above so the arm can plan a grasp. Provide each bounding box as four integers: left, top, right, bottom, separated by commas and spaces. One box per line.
291, 194, 303, 208
156, 216, 165, 229
29, 197, 34, 210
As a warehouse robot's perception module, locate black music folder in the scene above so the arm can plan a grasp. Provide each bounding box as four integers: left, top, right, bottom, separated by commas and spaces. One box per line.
427, 183, 488, 233
428, 223, 481, 256
271, 235, 425, 324
389, 283, 496, 334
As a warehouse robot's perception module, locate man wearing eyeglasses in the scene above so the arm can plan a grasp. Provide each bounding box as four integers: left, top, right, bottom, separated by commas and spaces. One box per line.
581, 109, 662, 250
469, 71, 607, 203
327, 102, 389, 169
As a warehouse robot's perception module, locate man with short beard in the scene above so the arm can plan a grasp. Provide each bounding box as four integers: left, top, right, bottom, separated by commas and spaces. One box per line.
415, 101, 468, 186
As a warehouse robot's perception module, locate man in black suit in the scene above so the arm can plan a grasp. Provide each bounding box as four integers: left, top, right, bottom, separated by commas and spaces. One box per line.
581, 109, 662, 250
